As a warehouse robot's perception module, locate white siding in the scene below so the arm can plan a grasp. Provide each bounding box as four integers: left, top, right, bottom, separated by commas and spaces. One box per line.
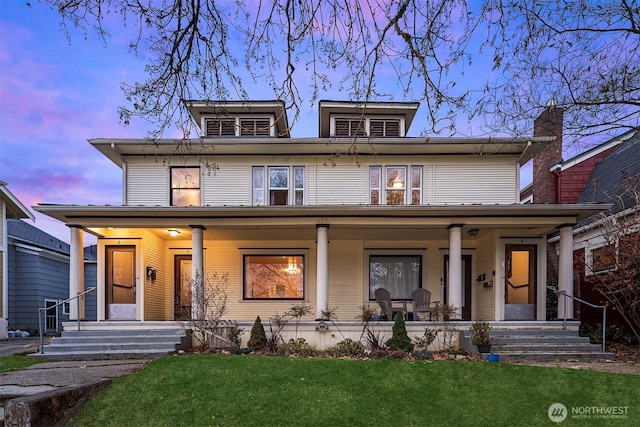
433, 157, 517, 204
315, 164, 368, 205
125, 162, 168, 206
202, 165, 251, 206
122, 154, 519, 207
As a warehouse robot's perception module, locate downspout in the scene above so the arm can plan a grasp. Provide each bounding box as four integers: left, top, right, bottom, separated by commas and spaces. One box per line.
2, 201, 7, 329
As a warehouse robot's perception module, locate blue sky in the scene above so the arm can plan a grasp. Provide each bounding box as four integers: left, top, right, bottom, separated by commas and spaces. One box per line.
1, 1, 536, 244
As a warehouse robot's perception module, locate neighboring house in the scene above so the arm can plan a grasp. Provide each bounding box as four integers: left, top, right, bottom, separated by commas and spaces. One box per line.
34, 101, 605, 343
1, 181, 35, 339
524, 108, 640, 326
7, 219, 98, 333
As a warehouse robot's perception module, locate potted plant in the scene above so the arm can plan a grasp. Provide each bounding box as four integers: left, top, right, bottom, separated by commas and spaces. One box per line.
470, 321, 492, 353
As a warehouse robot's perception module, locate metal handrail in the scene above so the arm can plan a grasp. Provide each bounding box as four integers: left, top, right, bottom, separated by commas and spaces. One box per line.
547, 285, 607, 352
37, 287, 97, 355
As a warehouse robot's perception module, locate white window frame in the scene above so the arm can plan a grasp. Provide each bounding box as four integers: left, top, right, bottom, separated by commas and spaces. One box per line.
252, 166, 305, 206
369, 165, 423, 205
170, 166, 201, 207
202, 114, 275, 137
330, 115, 405, 137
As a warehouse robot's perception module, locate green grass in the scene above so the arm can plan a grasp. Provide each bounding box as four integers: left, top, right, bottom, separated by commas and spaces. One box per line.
68, 355, 639, 427
0, 355, 43, 373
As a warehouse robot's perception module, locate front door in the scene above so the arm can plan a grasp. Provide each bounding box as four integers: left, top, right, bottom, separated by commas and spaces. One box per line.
443, 255, 472, 320
504, 245, 537, 320
174, 255, 192, 320
105, 245, 137, 320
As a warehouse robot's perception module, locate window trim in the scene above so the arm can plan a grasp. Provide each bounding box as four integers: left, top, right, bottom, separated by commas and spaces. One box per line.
240, 249, 309, 301
364, 249, 426, 301
252, 166, 305, 206
170, 166, 201, 206
202, 114, 275, 137
587, 243, 618, 275
369, 165, 423, 205
330, 115, 405, 138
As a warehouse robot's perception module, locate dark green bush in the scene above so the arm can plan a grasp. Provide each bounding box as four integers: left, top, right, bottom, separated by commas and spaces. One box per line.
386, 314, 414, 353
247, 316, 267, 351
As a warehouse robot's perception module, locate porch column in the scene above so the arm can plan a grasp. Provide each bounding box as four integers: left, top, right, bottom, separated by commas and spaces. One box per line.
68, 225, 85, 320
447, 224, 463, 319
191, 225, 206, 320
557, 224, 574, 319
316, 225, 329, 319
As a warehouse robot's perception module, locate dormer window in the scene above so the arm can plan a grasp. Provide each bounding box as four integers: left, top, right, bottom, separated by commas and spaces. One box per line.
203, 115, 274, 137
330, 116, 403, 138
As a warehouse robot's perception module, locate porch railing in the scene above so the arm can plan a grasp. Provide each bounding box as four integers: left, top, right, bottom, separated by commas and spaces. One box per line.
547, 285, 607, 352
37, 287, 97, 355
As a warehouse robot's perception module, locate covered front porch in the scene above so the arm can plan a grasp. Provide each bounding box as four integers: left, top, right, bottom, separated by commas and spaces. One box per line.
35, 204, 604, 327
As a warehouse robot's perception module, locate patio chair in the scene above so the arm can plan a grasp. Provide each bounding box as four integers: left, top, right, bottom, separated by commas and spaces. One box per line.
411, 288, 438, 320
374, 288, 406, 320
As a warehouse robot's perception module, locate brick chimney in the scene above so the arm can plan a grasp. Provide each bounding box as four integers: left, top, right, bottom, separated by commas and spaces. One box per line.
532, 106, 564, 203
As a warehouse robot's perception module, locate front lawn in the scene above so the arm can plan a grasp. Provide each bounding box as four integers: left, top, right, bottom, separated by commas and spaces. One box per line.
0, 355, 43, 373
68, 355, 639, 426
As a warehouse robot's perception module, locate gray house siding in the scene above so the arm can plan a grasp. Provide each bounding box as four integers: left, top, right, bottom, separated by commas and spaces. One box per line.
7, 220, 97, 333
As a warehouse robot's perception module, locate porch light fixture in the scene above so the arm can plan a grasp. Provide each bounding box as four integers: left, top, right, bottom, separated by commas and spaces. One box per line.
467, 228, 479, 237
168, 229, 180, 237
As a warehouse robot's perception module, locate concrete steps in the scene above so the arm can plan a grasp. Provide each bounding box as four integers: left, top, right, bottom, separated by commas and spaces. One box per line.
29, 323, 191, 361
460, 327, 614, 362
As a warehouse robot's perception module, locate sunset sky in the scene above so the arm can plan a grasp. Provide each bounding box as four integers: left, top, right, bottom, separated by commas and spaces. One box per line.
1, 1, 539, 244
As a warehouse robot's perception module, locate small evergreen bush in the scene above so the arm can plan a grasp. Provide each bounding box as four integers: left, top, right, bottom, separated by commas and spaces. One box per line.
247, 316, 267, 351
386, 314, 414, 353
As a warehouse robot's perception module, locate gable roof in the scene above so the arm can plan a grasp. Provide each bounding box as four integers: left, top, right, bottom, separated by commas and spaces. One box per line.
7, 219, 97, 261
576, 129, 640, 215
0, 181, 34, 221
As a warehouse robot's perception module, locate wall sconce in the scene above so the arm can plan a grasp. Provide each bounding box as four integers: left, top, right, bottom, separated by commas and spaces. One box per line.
168, 229, 180, 237
467, 228, 479, 237
146, 266, 157, 282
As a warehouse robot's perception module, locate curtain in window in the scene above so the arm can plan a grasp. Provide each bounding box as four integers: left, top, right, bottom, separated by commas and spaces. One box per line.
369, 255, 421, 299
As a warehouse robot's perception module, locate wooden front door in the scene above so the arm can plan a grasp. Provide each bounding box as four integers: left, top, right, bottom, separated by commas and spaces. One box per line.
174, 255, 192, 320
105, 245, 136, 320
504, 244, 537, 320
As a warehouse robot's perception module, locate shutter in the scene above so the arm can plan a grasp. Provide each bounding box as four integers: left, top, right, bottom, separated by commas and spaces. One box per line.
240, 119, 271, 136
334, 119, 349, 137
205, 118, 236, 136
384, 120, 400, 136
369, 120, 384, 137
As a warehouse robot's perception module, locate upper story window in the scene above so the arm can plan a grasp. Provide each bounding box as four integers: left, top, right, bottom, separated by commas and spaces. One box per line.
331, 116, 403, 138
591, 244, 617, 274
203, 116, 273, 137
252, 166, 305, 206
370, 165, 422, 205
171, 167, 200, 206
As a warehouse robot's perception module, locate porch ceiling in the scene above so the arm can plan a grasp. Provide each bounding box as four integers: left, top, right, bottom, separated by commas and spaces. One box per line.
34, 203, 609, 241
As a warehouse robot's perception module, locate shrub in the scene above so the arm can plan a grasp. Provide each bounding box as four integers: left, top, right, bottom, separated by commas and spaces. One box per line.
326, 338, 365, 358
386, 314, 414, 353
247, 316, 267, 351
278, 338, 317, 357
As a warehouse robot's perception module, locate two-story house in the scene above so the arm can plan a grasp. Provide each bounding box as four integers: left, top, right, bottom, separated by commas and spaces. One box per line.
35, 101, 605, 344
